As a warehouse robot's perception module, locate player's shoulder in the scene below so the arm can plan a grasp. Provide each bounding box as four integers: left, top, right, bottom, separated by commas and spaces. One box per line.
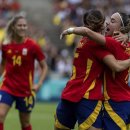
26, 37, 36, 44
25, 37, 40, 48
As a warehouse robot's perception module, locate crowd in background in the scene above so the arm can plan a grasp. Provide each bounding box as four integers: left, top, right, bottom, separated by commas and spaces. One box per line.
51, 0, 130, 78
0, 0, 130, 101
1, 0, 130, 79
0, 0, 21, 67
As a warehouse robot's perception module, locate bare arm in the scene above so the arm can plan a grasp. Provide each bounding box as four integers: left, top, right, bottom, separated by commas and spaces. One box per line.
0, 58, 5, 76
103, 55, 130, 72
32, 60, 48, 92
60, 27, 106, 45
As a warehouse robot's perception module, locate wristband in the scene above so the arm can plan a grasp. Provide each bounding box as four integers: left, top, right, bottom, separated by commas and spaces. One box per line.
67, 28, 74, 34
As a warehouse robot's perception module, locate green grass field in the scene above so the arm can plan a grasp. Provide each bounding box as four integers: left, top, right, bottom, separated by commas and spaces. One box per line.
5, 102, 57, 130
5, 102, 78, 130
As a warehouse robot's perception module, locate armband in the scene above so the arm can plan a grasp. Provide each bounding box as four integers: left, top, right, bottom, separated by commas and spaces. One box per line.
67, 28, 74, 34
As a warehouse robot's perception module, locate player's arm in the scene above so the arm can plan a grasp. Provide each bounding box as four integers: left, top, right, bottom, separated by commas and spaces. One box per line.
103, 55, 130, 72
0, 58, 5, 76
60, 27, 128, 46
60, 27, 106, 45
33, 60, 48, 92
112, 31, 129, 45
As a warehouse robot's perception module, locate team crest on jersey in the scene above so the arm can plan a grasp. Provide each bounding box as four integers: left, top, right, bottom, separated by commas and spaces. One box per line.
22, 48, 28, 55
7, 49, 12, 54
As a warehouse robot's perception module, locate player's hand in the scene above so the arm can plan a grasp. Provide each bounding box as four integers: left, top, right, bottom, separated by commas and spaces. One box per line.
60, 28, 75, 39
60, 30, 68, 39
113, 31, 129, 46
32, 84, 41, 93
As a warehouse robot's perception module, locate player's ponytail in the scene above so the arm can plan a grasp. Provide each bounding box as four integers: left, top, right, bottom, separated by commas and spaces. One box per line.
119, 13, 130, 33
83, 9, 105, 32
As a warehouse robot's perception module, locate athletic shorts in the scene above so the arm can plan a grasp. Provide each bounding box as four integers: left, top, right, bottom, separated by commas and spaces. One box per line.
55, 98, 103, 130
103, 100, 130, 130
0, 90, 35, 113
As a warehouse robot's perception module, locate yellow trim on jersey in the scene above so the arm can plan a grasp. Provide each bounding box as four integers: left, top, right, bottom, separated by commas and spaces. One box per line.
125, 67, 130, 84
74, 52, 79, 58
29, 71, 33, 89
31, 90, 36, 97
79, 100, 102, 130
104, 101, 127, 130
83, 59, 93, 82
83, 79, 96, 99
127, 124, 130, 130
70, 66, 76, 80
54, 114, 70, 130
103, 73, 110, 100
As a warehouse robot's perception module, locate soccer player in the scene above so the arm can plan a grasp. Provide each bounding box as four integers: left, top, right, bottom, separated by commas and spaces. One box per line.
61, 12, 130, 130
55, 10, 130, 130
0, 14, 48, 130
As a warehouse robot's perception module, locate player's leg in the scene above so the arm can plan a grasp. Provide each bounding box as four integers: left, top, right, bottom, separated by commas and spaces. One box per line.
77, 99, 103, 130
103, 100, 129, 130
0, 91, 14, 130
54, 99, 77, 130
19, 112, 32, 130
15, 94, 35, 130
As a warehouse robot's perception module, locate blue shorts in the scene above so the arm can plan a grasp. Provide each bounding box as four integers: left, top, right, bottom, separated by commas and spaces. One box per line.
55, 98, 103, 129
0, 91, 35, 113
103, 100, 130, 130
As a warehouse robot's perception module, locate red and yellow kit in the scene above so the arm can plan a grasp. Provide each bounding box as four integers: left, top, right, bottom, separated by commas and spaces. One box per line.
1, 38, 45, 97
104, 37, 130, 101
61, 37, 110, 102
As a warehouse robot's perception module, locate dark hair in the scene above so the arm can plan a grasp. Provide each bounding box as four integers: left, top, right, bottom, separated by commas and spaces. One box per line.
83, 9, 105, 32
119, 12, 130, 33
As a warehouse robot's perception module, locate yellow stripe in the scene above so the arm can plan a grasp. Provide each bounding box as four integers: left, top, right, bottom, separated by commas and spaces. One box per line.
31, 90, 36, 97
103, 73, 110, 100
83, 79, 96, 99
74, 52, 79, 58
127, 124, 130, 130
104, 101, 127, 130
54, 114, 70, 130
70, 66, 76, 80
29, 71, 33, 89
83, 59, 93, 82
79, 101, 102, 130
125, 67, 130, 84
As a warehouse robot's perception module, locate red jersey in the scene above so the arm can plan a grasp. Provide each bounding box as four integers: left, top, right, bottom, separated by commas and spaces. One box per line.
104, 37, 130, 101
61, 37, 110, 102
1, 38, 45, 97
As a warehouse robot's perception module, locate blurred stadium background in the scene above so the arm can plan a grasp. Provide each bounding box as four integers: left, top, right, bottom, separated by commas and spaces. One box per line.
0, 0, 130, 129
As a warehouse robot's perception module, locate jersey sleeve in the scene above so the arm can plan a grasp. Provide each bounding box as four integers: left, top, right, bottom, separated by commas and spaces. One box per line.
105, 37, 119, 54
33, 43, 45, 62
92, 46, 111, 60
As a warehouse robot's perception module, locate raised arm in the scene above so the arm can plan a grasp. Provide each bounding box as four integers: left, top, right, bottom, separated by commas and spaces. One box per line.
103, 55, 130, 72
60, 27, 106, 45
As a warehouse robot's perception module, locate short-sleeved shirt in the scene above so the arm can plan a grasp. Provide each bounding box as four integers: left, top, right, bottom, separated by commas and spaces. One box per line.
104, 37, 130, 101
61, 37, 110, 102
1, 38, 45, 97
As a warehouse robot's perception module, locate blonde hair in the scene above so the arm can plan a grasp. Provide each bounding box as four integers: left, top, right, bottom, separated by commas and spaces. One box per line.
6, 14, 26, 37
3, 14, 26, 45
